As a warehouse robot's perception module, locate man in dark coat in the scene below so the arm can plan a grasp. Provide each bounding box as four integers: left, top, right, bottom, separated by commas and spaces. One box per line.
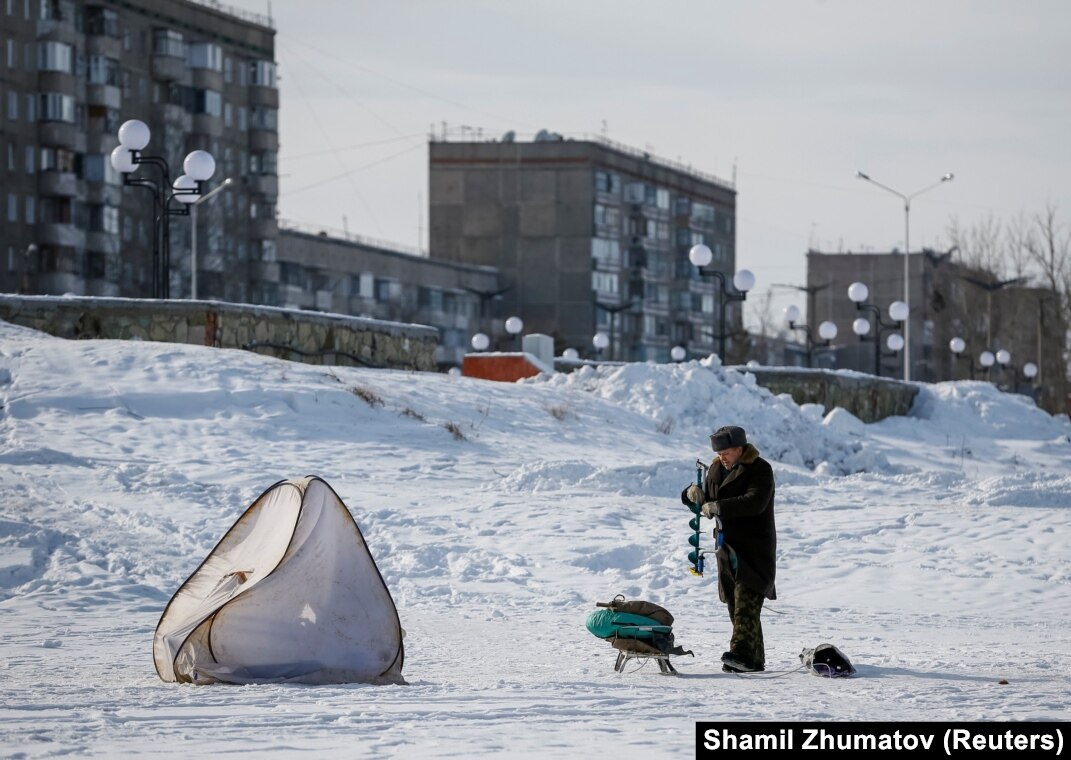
682, 425, 776, 673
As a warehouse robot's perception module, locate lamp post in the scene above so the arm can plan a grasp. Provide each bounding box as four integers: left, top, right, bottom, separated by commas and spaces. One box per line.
111, 119, 216, 299
855, 170, 954, 382
979, 350, 995, 380
187, 177, 233, 300
592, 331, 610, 360
596, 299, 637, 362
1023, 361, 1039, 400
504, 316, 523, 351
688, 244, 755, 360
783, 303, 838, 368
670, 345, 687, 362
949, 336, 973, 379
995, 349, 1015, 390
562, 348, 579, 361
847, 281, 909, 377
959, 275, 1027, 347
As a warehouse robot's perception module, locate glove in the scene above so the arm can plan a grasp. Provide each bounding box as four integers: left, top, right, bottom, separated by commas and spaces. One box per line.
701, 501, 720, 519
685, 484, 705, 504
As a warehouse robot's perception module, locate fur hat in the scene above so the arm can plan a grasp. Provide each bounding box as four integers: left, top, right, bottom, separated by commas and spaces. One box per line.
710, 425, 747, 452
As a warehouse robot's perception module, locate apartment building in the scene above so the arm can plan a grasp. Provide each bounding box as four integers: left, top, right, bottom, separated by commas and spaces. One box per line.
428, 134, 740, 362
0, 0, 278, 301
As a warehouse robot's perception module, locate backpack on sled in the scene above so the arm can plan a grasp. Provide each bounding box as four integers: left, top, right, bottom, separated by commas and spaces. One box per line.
799, 643, 857, 678
585, 594, 693, 675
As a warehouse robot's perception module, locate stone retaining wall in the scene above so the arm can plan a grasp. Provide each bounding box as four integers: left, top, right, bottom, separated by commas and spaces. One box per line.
745, 367, 919, 423
0, 295, 438, 371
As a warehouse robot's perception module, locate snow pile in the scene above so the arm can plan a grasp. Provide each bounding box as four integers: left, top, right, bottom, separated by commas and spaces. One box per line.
535, 356, 889, 474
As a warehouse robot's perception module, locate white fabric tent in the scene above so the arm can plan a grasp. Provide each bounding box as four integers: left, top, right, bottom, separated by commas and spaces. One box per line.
153, 476, 405, 685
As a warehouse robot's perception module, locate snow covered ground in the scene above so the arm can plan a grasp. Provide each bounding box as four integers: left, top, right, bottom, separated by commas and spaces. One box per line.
1, 321, 1068, 758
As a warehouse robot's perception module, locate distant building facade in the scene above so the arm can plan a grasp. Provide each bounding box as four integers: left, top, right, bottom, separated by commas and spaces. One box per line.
0, 0, 278, 302
428, 135, 740, 362
277, 226, 502, 368
807, 249, 1066, 409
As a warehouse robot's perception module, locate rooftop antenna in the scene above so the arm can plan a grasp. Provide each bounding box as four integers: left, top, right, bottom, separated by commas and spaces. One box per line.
267, 0, 272, 24
342, 214, 349, 239
601, 119, 608, 138
417, 191, 423, 253
732, 156, 738, 186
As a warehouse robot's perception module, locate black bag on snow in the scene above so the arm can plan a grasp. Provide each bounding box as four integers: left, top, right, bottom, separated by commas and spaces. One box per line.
800, 643, 857, 677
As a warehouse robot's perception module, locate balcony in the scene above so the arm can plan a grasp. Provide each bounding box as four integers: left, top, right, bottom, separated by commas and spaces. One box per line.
39, 223, 86, 249
249, 218, 278, 239
86, 84, 121, 109
38, 171, 82, 198
248, 86, 279, 109
191, 69, 224, 91
38, 122, 85, 152
85, 35, 121, 58
249, 130, 279, 153
151, 55, 186, 82
192, 114, 223, 138
249, 174, 278, 197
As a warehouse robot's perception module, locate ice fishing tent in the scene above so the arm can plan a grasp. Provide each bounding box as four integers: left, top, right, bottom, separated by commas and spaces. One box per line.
153, 476, 405, 685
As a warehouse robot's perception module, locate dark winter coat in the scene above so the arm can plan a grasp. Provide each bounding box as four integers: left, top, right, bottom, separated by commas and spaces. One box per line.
681, 444, 776, 600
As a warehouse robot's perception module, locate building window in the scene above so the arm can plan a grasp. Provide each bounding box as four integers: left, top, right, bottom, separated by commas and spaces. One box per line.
152, 29, 184, 58
24, 93, 34, 122
594, 203, 620, 236
24, 195, 34, 224
691, 202, 715, 224
655, 188, 670, 210
238, 107, 247, 131
249, 60, 276, 87
7, 90, 17, 120
40, 146, 77, 173
249, 106, 277, 131
7, 193, 16, 223
24, 145, 33, 172
85, 6, 119, 37
193, 88, 221, 116
37, 40, 72, 72
88, 204, 118, 234
223, 57, 232, 83
38, 92, 74, 122
223, 102, 232, 128
594, 170, 621, 196
592, 271, 618, 296
7, 143, 14, 170
592, 238, 622, 269
187, 42, 222, 71
87, 55, 119, 85
86, 104, 120, 134
375, 278, 397, 302
250, 151, 277, 175
83, 154, 119, 185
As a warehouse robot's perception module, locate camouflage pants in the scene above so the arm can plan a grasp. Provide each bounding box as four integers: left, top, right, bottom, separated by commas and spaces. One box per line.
725, 580, 765, 667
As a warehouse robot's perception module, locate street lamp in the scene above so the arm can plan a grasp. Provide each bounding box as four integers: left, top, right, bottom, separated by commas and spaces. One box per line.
688, 243, 755, 360
979, 350, 995, 380
855, 169, 954, 382
995, 349, 1015, 389
592, 331, 610, 360
470, 332, 490, 351
504, 316, 523, 350
848, 281, 908, 377
670, 345, 687, 362
187, 177, 234, 300
111, 119, 216, 299
783, 303, 838, 368
949, 336, 973, 379
596, 299, 637, 362
562, 348, 579, 361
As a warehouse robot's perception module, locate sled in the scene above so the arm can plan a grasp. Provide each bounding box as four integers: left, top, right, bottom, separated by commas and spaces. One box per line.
586, 595, 693, 675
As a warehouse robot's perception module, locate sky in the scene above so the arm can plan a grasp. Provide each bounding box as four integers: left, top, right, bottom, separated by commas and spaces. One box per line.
1, 320, 1069, 754
226, 0, 1071, 327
